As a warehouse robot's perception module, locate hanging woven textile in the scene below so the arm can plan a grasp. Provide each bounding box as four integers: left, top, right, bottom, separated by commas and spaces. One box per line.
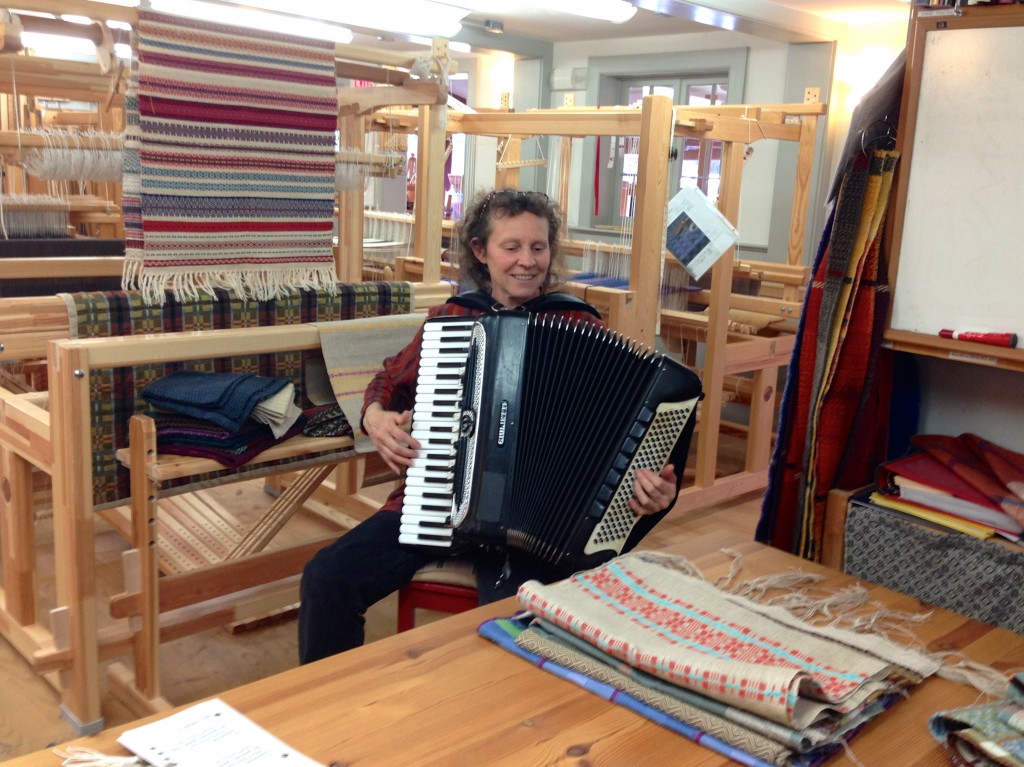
756, 150, 899, 560
122, 11, 339, 304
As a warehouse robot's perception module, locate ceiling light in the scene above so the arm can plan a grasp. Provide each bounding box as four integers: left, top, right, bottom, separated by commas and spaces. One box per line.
454, 1, 637, 24
148, 0, 354, 43
407, 34, 471, 53
236, 1, 469, 38
557, 0, 637, 23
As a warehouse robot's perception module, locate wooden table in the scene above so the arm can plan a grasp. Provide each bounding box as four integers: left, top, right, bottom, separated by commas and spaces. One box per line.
6, 529, 1022, 766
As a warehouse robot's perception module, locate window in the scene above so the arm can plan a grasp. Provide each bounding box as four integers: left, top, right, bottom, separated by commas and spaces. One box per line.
602, 76, 729, 230
581, 48, 747, 232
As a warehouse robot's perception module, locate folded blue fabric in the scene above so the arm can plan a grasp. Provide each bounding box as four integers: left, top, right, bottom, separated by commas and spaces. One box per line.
142, 370, 291, 433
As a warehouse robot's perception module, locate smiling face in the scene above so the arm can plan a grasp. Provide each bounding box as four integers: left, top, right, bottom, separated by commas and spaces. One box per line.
470, 211, 552, 308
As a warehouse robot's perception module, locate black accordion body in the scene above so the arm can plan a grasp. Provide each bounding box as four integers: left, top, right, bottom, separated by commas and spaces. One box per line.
400, 312, 702, 573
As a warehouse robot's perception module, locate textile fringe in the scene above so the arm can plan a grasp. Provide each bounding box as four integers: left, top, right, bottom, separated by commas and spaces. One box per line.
52, 746, 144, 766
124, 263, 338, 305
710, 551, 1013, 700
934, 654, 1012, 700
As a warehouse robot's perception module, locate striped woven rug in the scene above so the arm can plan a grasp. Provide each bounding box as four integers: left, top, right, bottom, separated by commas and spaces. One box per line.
123, 11, 339, 304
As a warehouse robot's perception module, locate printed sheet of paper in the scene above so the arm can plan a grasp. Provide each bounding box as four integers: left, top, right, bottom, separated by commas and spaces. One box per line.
664, 187, 739, 280
117, 698, 323, 767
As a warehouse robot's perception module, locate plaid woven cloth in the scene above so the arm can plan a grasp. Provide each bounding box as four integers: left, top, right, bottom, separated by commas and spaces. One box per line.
66, 282, 413, 508
122, 11, 339, 304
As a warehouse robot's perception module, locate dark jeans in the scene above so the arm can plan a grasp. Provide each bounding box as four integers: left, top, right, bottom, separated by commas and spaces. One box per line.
298, 510, 565, 664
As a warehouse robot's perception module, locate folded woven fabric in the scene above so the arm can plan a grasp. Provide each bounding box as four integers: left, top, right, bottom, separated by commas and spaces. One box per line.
142, 370, 291, 433
155, 413, 307, 468
252, 382, 302, 438
302, 403, 352, 438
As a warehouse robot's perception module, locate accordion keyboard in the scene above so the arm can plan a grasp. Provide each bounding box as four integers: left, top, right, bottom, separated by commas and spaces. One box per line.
399, 317, 476, 547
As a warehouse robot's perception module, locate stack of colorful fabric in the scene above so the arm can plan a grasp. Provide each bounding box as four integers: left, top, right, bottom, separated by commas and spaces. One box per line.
142, 370, 306, 467
479, 550, 942, 766
146, 411, 306, 468
930, 673, 1024, 766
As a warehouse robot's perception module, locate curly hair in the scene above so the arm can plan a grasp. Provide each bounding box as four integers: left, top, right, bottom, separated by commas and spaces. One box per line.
455, 188, 564, 294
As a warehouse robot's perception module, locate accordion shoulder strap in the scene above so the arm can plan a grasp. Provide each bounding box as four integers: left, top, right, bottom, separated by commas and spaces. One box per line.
447, 290, 601, 319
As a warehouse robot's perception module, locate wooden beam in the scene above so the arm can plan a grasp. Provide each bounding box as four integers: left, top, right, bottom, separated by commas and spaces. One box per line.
628, 94, 674, 346
339, 81, 448, 115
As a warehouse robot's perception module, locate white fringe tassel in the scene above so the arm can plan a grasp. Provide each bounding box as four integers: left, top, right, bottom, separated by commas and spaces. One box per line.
52, 746, 145, 766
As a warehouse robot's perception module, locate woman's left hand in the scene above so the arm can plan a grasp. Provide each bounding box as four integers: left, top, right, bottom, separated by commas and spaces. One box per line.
629, 464, 678, 517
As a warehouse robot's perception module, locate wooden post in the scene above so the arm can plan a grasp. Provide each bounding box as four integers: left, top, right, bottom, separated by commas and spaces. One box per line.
495, 136, 521, 189
628, 94, 674, 346
411, 40, 449, 286
0, 445, 36, 624
48, 341, 103, 732
693, 140, 745, 489
336, 112, 367, 282
128, 415, 161, 701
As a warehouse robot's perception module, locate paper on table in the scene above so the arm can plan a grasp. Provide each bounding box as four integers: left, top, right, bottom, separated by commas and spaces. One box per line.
117, 698, 323, 767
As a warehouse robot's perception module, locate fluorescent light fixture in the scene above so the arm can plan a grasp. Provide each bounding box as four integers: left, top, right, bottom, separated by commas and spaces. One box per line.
21, 32, 98, 60
453, 0, 637, 24
235, 1, 469, 38
148, 0, 354, 43
554, 0, 637, 23
407, 33, 471, 53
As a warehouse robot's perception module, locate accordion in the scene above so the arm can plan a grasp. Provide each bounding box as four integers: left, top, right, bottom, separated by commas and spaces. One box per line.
399, 312, 702, 573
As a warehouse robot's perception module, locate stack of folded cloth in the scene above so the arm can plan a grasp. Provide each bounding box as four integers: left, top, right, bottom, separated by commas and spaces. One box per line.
929, 672, 1024, 766
144, 411, 306, 468
479, 550, 943, 767
142, 370, 310, 467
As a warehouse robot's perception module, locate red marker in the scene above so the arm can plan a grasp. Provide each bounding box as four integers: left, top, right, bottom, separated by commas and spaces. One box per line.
939, 329, 1018, 348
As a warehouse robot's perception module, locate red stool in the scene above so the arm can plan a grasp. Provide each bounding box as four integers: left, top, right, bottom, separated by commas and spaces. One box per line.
396, 558, 478, 632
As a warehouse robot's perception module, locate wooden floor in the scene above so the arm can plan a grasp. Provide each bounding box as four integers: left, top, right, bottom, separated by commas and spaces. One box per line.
0, 470, 764, 761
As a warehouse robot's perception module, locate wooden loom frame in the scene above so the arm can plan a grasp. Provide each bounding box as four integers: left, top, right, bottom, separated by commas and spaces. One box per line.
0, 1, 824, 727
0, 4, 458, 730
0, 281, 453, 731
0, 0, 454, 290
386, 94, 824, 511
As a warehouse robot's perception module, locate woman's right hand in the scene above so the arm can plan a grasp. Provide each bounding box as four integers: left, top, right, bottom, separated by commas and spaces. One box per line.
362, 402, 421, 474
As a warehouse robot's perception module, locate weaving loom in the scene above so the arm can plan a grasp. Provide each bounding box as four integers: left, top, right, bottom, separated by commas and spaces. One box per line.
122, 11, 339, 303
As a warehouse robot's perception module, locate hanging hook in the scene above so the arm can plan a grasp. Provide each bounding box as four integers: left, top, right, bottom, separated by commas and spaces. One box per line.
860, 117, 896, 154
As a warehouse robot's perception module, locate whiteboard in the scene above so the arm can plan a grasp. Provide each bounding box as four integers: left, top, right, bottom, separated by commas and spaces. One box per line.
889, 24, 1024, 339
